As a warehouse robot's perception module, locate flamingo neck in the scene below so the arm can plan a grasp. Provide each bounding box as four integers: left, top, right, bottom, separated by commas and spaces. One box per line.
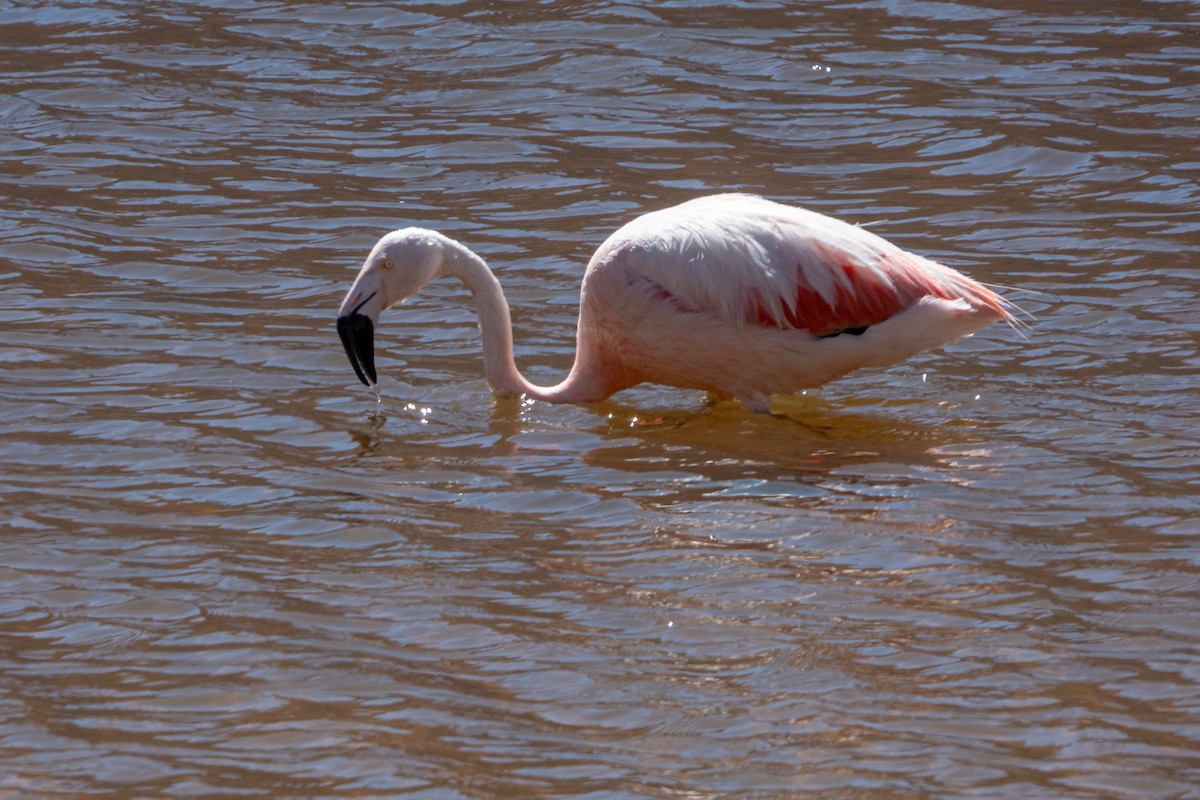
441, 239, 601, 404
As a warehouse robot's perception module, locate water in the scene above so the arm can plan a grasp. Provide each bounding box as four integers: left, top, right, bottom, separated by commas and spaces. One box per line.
2, 1, 1198, 797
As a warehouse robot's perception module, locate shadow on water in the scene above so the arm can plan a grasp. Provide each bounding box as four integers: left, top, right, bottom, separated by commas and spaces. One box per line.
341, 381, 995, 469
330, 381, 1012, 555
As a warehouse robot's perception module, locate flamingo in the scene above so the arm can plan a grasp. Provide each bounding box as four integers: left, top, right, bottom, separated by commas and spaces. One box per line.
336, 194, 1015, 413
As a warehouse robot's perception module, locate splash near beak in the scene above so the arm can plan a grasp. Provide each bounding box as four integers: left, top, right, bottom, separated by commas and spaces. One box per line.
337, 313, 377, 387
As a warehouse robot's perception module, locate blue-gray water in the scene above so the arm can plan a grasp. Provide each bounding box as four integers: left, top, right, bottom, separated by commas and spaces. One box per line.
1, 2, 1198, 798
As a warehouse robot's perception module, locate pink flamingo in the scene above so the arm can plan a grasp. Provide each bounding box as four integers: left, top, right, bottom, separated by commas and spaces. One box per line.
337, 194, 1016, 413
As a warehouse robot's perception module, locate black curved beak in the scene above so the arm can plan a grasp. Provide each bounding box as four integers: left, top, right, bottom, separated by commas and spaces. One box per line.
337, 313, 376, 387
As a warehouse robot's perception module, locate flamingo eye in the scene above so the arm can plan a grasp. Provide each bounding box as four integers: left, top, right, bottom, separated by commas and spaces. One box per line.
382, 259, 394, 270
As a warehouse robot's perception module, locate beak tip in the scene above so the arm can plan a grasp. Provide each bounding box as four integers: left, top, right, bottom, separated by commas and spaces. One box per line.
337, 313, 378, 389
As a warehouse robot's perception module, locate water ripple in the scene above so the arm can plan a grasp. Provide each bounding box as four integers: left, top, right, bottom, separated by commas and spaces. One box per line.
1, 0, 1198, 797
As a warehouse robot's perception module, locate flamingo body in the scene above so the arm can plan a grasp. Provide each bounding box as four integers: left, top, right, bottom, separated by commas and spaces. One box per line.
337, 194, 1014, 412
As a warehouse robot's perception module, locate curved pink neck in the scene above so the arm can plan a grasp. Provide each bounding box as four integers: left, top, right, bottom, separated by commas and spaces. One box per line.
440, 240, 609, 404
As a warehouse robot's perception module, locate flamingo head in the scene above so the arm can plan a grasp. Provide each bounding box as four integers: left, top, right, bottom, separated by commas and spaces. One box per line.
336, 228, 447, 387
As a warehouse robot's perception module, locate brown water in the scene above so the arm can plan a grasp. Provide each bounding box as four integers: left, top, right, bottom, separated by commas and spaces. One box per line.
2, 2, 1198, 798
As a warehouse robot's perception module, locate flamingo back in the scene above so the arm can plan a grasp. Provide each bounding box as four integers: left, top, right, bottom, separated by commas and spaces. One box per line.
589, 194, 1011, 338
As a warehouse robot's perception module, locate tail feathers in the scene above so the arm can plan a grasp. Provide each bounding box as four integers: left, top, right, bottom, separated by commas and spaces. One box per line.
916, 255, 1028, 335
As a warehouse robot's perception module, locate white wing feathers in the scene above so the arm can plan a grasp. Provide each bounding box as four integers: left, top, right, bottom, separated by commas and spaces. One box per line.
595, 194, 936, 334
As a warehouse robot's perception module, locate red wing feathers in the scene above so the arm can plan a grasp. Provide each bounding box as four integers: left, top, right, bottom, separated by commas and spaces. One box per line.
745, 248, 945, 337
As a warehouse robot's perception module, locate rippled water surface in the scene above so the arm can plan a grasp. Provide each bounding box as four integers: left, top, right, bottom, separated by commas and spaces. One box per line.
2, 1, 1199, 798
